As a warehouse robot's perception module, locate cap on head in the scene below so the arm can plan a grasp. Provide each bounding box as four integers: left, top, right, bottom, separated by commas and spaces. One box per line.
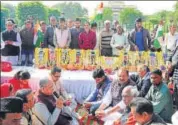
0, 97, 23, 113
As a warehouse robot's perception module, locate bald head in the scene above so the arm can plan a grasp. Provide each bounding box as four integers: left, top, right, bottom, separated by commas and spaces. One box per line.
122, 85, 138, 97
122, 85, 138, 106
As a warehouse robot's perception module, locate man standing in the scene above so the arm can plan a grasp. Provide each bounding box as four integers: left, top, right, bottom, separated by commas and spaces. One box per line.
99, 20, 114, 56
1, 21, 21, 66
164, 23, 178, 58
20, 20, 34, 66
0, 97, 23, 125
55, 18, 71, 49
128, 18, 151, 51
67, 19, 74, 29
44, 16, 58, 49
110, 25, 129, 56
78, 21, 96, 50
146, 69, 174, 123
34, 21, 47, 48
112, 20, 119, 33
83, 68, 111, 115
69, 18, 84, 49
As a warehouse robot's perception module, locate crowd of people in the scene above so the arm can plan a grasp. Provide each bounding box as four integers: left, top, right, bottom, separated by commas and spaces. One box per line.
1, 15, 178, 125
1, 16, 178, 66
1, 53, 178, 125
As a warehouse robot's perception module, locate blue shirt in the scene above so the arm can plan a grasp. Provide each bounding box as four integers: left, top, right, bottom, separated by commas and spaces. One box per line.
136, 31, 144, 51
84, 76, 111, 105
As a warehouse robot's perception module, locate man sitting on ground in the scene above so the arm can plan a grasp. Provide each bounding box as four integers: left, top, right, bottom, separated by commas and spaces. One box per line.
130, 97, 166, 125
15, 89, 35, 125
83, 68, 111, 116
130, 64, 152, 97
103, 85, 138, 125
95, 67, 136, 119
33, 77, 72, 125
145, 69, 174, 123
49, 67, 82, 124
0, 97, 23, 125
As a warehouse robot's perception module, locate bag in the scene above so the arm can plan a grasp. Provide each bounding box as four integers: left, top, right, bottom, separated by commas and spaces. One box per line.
1, 61, 12, 72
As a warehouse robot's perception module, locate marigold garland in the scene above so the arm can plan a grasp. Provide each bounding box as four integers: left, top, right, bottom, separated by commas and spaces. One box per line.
34, 48, 167, 72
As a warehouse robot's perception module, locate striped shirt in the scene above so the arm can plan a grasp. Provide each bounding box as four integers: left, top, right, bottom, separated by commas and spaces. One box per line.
99, 29, 114, 49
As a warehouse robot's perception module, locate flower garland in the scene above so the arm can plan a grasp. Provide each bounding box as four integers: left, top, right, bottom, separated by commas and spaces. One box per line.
34, 48, 168, 72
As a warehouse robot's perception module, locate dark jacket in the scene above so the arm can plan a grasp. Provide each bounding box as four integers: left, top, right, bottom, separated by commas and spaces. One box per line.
128, 27, 151, 51
130, 72, 152, 97
85, 76, 111, 105
141, 113, 167, 125
37, 91, 71, 125
20, 28, 34, 50
44, 25, 57, 48
69, 27, 84, 49
1, 30, 20, 56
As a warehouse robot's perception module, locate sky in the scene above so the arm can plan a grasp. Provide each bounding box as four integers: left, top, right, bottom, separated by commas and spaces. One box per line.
1, 1, 177, 16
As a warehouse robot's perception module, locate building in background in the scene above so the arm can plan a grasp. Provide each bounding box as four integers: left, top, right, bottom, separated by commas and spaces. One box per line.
107, 1, 136, 20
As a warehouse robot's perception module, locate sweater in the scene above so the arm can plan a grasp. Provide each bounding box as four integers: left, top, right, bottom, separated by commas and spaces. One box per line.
99, 29, 114, 49
78, 30, 96, 50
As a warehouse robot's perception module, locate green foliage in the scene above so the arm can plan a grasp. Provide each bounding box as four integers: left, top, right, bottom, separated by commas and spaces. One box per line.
1, 7, 9, 31
142, 21, 154, 31
174, 1, 178, 23
52, 2, 88, 20
102, 7, 113, 22
1, 3, 16, 19
119, 8, 143, 30
16, 1, 48, 26
47, 8, 61, 20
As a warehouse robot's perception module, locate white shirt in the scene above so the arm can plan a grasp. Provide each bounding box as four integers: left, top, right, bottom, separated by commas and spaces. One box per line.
102, 87, 126, 109
165, 32, 178, 51
110, 33, 129, 55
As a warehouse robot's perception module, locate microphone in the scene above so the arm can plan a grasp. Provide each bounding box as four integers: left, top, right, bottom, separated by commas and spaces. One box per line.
53, 91, 59, 98
53, 91, 66, 106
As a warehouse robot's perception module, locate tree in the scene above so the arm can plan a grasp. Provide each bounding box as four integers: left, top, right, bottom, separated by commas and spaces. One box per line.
16, 1, 48, 26
1, 7, 9, 31
1, 3, 16, 19
52, 2, 88, 20
119, 8, 143, 30
47, 8, 61, 21
102, 7, 113, 22
174, 1, 178, 23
